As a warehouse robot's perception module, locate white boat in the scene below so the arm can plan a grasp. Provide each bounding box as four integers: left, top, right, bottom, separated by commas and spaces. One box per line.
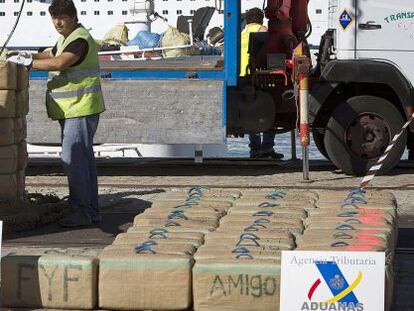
1, 0, 328, 49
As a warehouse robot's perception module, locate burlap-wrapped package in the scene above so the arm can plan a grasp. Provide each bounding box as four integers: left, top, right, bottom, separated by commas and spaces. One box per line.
127, 224, 216, 234
209, 230, 293, 241
216, 222, 303, 236
99, 252, 193, 310
16, 64, 29, 91
316, 190, 396, 204
116, 228, 204, 241
304, 216, 390, 228
151, 200, 232, 210
193, 258, 281, 311
0, 119, 15, 145
0, 144, 18, 173
0, 61, 17, 90
134, 216, 219, 228
296, 230, 391, 248
234, 201, 315, 211
102, 240, 196, 256
15, 88, 29, 117
194, 246, 282, 261
220, 216, 303, 227
14, 118, 27, 143
1, 248, 99, 309
228, 206, 307, 219
17, 141, 27, 170
156, 191, 239, 201
0, 173, 22, 200
141, 207, 225, 219
204, 235, 295, 250
240, 189, 318, 200
308, 207, 397, 223
113, 232, 203, 247
0, 90, 16, 118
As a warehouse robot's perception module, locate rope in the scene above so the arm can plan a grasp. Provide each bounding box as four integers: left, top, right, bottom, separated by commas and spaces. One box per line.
360, 112, 414, 189
0, 0, 26, 56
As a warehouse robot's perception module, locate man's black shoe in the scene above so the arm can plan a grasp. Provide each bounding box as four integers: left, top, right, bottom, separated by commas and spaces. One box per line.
409, 149, 414, 161
261, 150, 284, 159
59, 211, 92, 228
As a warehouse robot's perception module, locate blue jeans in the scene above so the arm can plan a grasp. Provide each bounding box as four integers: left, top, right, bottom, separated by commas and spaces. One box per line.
249, 132, 276, 153
59, 114, 100, 219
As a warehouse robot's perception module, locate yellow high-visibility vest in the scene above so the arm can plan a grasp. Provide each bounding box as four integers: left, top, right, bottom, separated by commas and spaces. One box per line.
240, 23, 263, 77
46, 25, 105, 120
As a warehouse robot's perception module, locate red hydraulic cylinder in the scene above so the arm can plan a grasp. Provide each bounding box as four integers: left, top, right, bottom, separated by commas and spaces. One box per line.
291, 0, 310, 39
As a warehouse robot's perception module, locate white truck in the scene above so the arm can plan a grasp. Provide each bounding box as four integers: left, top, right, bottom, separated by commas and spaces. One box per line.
310, 0, 414, 175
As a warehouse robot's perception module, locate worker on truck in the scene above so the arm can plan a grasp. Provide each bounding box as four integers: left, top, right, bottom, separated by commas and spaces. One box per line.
240, 8, 283, 159
7, 0, 105, 227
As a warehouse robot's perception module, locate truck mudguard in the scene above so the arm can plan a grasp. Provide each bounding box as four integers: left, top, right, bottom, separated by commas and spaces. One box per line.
310, 59, 414, 124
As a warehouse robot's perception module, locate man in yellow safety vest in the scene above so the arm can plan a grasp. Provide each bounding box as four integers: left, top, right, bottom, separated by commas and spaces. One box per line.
240, 8, 283, 159
8, 0, 105, 227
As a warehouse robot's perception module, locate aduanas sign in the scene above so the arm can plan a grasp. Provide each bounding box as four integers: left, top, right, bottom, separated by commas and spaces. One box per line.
280, 251, 385, 311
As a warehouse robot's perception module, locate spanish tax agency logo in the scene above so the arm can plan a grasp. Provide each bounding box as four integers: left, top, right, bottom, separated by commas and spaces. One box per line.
303, 261, 364, 311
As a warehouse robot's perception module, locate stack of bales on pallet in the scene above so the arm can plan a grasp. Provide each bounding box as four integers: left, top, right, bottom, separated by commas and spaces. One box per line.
0, 187, 398, 310
0, 61, 29, 204
193, 190, 317, 311
99, 187, 240, 310
1, 248, 100, 309
299, 189, 397, 311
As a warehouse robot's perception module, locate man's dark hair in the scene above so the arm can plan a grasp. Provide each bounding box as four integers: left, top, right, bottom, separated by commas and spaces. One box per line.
246, 8, 264, 25
49, 0, 78, 19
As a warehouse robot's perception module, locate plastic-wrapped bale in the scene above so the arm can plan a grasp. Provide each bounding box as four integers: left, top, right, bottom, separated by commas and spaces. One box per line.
215, 221, 303, 236
0, 61, 17, 90
316, 190, 396, 205
102, 241, 197, 256
0, 144, 18, 174
228, 206, 307, 219
194, 246, 282, 261
220, 215, 303, 227
142, 206, 226, 219
0, 171, 24, 200
150, 199, 233, 210
155, 189, 241, 200
303, 215, 391, 228
239, 189, 318, 201
127, 224, 215, 235
113, 232, 204, 247
0, 90, 16, 118
134, 216, 219, 228
204, 234, 295, 250
307, 208, 396, 224
99, 252, 193, 310
15, 88, 29, 117
1, 248, 99, 309
193, 258, 281, 311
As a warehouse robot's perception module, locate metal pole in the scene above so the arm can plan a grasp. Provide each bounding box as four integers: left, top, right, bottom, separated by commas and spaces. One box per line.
302, 146, 309, 180
299, 72, 310, 180
290, 130, 297, 160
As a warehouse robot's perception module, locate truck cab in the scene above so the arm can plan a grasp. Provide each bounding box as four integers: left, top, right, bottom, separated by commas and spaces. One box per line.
310, 0, 414, 175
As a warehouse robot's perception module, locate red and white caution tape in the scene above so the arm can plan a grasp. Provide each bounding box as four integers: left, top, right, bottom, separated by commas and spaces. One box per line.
360, 112, 414, 189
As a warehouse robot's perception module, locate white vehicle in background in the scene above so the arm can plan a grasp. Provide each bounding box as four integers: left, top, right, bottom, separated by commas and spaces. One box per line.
310, 0, 414, 174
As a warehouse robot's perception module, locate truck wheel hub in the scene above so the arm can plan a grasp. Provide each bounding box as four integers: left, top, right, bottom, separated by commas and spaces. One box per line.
346, 114, 390, 159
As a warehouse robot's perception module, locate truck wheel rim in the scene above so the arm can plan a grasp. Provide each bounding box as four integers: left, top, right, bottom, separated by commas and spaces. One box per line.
345, 113, 390, 159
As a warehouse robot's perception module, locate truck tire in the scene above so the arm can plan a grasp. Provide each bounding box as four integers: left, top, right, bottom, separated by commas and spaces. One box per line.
312, 130, 330, 160
324, 96, 406, 176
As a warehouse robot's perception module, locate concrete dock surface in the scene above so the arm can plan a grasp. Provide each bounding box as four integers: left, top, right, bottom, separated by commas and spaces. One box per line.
2, 158, 414, 310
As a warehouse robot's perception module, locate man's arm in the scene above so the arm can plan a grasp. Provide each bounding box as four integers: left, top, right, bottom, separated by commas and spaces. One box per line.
33, 50, 54, 60
32, 52, 80, 71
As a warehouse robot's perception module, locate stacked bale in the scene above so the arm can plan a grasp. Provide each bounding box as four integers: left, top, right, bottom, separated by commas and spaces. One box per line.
0, 61, 29, 205
1, 248, 100, 309
299, 188, 397, 311
99, 187, 237, 310
193, 189, 316, 311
